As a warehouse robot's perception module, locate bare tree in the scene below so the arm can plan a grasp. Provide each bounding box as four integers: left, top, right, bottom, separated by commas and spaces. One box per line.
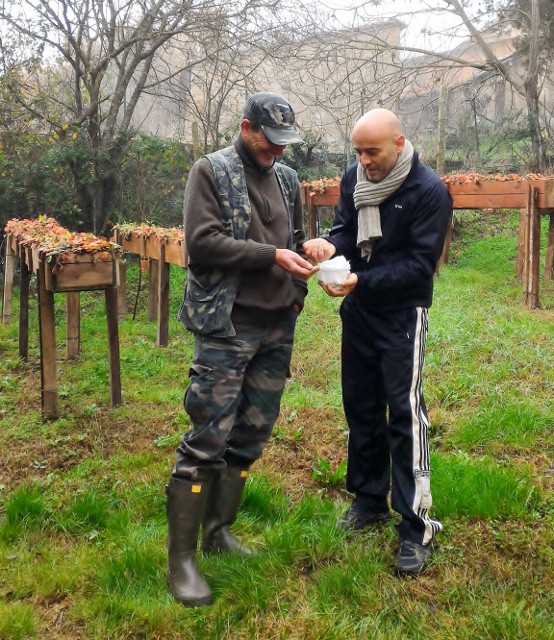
345, 0, 554, 171
157, 37, 264, 153
275, 19, 406, 167
0, 0, 289, 232
272, 0, 551, 172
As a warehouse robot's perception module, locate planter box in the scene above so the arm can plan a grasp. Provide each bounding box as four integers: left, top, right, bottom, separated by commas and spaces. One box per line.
143, 238, 185, 266
163, 241, 187, 267
448, 180, 554, 210
120, 234, 146, 257
119, 231, 186, 267
305, 185, 340, 207
303, 180, 554, 211
7, 233, 19, 255
46, 253, 118, 292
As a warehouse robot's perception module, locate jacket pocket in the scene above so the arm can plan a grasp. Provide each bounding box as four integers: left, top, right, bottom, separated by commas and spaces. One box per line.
178, 267, 238, 336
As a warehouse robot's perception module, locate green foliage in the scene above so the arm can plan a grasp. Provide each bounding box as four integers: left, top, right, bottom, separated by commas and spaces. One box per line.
115, 134, 195, 228
0, 131, 194, 233
311, 457, 347, 487
284, 127, 343, 181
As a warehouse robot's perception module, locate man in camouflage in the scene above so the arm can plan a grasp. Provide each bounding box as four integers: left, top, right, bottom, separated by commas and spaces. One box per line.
167, 92, 317, 607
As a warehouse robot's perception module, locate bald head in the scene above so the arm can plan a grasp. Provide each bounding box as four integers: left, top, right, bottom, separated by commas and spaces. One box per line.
351, 109, 405, 183
352, 109, 403, 140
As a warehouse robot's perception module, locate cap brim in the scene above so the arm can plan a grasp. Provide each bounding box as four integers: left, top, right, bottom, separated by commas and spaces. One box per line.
261, 124, 304, 146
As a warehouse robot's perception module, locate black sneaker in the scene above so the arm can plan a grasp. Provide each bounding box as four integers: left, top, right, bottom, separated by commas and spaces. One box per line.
337, 503, 391, 531
395, 539, 433, 575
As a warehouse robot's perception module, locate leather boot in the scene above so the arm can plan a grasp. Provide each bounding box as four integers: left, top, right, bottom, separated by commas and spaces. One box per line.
202, 466, 252, 555
166, 476, 213, 607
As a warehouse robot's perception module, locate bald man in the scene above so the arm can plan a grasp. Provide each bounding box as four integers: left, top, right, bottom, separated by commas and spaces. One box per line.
304, 109, 452, 575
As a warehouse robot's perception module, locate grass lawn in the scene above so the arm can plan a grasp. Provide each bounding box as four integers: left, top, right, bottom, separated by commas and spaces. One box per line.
0, 210, 553, 639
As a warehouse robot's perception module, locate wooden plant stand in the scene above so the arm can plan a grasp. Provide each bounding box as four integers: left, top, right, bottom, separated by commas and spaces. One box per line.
3, 228, 122, 419
303, 179, 554, 309
113, 226, 187, 348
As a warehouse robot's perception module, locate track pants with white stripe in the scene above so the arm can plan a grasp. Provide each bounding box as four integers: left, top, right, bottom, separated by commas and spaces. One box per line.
340, 296, 442, 545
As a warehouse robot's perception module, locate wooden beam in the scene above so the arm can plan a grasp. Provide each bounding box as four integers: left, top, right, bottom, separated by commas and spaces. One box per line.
525, 185, 540, 309
516, 209, 526, 281
66, 292, 81, 360
105, 287, 122, 407
113, 230, 127, 320
117, 260, 127, 320
157, 244, 170, 348
544, 211, 554, 283
37, 257, 58, 419
438, 212, 453, 267
148, 259, 159, 322
18, 246, 30, 361
2, 234, 16, 325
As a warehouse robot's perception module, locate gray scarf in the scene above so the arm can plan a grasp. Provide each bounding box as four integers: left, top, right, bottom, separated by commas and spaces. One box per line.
353, 139, 414, 261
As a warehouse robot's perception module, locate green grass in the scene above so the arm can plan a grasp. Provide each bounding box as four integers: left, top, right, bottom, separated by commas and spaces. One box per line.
1, 209, 554, 639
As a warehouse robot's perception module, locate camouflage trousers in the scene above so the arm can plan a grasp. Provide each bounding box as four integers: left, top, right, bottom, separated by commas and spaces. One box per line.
173, 312, 297, 480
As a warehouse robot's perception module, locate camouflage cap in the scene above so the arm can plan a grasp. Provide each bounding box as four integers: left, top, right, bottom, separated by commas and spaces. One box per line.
242, 92, 304, 145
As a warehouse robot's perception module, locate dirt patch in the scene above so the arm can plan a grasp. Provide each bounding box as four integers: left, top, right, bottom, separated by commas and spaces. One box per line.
0, 403, 177, 490
256, 405, 349, 502
0, 402, 348, 502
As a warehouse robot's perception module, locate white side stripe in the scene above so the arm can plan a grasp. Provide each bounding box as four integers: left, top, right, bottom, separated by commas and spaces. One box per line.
410, 307, 442, 545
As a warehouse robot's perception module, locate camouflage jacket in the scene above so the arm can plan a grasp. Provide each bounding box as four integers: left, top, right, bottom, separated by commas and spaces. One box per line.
178, 145, 298, 337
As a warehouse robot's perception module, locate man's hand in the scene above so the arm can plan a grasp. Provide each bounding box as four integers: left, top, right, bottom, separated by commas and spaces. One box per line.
303, 238, 336, 263
275, 249, 319, 280
319, 272, 358, 297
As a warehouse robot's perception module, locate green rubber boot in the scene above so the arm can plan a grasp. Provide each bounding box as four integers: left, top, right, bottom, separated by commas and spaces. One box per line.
202, 466, 252, 555
166, 476, 212, 607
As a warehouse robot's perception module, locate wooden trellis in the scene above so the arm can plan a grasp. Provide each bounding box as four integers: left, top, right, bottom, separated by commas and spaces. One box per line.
2, 227, 122, 419
303, 179, 554, 309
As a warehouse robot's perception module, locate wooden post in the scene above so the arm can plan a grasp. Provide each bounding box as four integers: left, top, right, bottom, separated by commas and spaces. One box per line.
438, 212, 453, 267
113, 230, 127, 320
105, 286, 122, 407
2, 234, 16, 325
37, 257, 58, 419
157, 244, 170, 347
117, 260, 127, 320
66, 292, 81, 360
306, 187, 317, 239
525, 185, 540, 308
516, 208, 527, 281
148, 258, 159, 322
544, 211, 554, 283
18, 247, 30, 361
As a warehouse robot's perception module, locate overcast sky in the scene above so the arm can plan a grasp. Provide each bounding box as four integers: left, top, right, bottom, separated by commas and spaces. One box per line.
322, 0, 478, 54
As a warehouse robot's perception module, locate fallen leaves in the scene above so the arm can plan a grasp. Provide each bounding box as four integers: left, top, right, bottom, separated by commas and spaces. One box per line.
113, 222, 184, 245
5, 216, 121, 260
440, 172, 553, 185
302, 172, 554, 192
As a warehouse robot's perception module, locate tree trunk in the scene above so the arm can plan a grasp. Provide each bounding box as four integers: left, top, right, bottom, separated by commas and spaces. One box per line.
92, 176, 104, 236
525, 84, 547, 172
436, 84, 447, 175
524, 0, 546, 172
